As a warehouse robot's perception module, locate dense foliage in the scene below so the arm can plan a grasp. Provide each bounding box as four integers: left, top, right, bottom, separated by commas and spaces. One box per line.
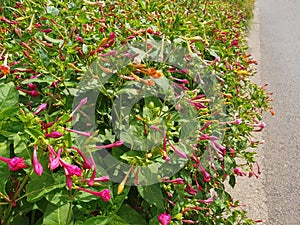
0, 0, 271, 224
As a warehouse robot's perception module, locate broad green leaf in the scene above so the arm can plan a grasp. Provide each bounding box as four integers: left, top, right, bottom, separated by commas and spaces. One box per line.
26, 166, 65, 202
117, 204, 148, 225
0, 82, 19, 120
108, 215, 130, 225
75, 216, 112, 225
43, 203, 70, 225
0, 140, 9, 194
0, 121, 24, 138
229, 175, 236, 188
13, 133, 31, 158
10, 215, 29, 225
137, 183, 164, 211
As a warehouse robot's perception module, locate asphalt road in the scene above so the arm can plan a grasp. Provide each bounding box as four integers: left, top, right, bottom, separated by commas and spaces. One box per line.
228, 1, 300, 224
256, 0, 300, 224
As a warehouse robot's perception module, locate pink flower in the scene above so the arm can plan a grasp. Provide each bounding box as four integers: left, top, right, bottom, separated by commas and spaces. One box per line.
70, 97, 88, 117
45, 131, 63, 138
167, 140, 188, 159
77, 187, 111, 202
65, 128, 92, 137
198, 197, 214, 204
60, 159, 82, 177
234, 167, 246, 176
80, 175, 110, 183
33, 146, 43, 176
48, 146, 61, 171
161, 178, 184, 184
66, 175, 73, 190
158, 212, 171, 225
71, 146, 94, 170
27, 83, 37, 90
0, 156, 27, 171
95, 140, 124, 149
19, 89, 40, 97
34, 103, 47, 115
235, 118, 242, 125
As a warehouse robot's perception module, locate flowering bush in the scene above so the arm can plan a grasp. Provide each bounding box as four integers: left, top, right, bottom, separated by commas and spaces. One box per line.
0, 0, 272, 225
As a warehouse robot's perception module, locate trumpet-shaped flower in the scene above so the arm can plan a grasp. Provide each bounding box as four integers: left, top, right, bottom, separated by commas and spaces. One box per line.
0, 156, 27, 171
158, 212, 171, 225
77, 187, 111, 202
33, 146, 43, 176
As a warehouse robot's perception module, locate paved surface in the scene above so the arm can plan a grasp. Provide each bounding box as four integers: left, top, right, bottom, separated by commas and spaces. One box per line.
229, 1, 300, 224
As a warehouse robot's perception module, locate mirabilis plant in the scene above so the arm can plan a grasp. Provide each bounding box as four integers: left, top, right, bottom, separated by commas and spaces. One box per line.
0, 0, 272, 225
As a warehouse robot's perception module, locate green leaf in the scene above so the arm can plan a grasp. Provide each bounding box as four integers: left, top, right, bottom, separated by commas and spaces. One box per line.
26, 166, 65, 202
0, 82, 19, 120
0, 121, 24, 138
13, 133, 31, 158
0, 139, 9, 194
229, 175, 236, 188
75, 215, 113, 225
10, 215, 29, 225
43, 203, 70, 225
117, 204, 148, 225
137, 183, 164, 211
108, 215, 130, 225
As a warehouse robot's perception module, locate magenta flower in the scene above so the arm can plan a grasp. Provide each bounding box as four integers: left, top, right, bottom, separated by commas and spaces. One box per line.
34, 103, 47, 115
66, 175, 73, 190
48, 146, 61, 171
27, 83, 37, 90
81, 175, 110, 184
60, 159, 82, 177
77, 187, 111, 202
158, 212, 171, 225
95, 140, 124, 149
167, 140, 188, 159
19, 89, 40, 97
70, 97, 88, 117
72, 146, 94, 170
45, 131, 63, 138
234, 167, 246, 176
33, 146, 43, 176
198, 162, 211, 182
0, 156, 27, 171
235, 118, 242, 125
198, 197, 214, 204
161, 178, 184, 184
65, 128, 92, 137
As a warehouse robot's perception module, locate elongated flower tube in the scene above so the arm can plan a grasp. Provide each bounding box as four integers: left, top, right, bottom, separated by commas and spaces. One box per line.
19, 89, 39, 97
234, 167, 246, 176
48, 146, 61, 171
77, 187, 111, 202
34, 103, 47, 115
167, 140, 188, 159
59, 159, 82, 177
33, 146, 43, 176
158, 212, 171, 225
70, 97, 88, 117
65, 128, 92, 137
161, 178, 184, 184
95, 140, 124, 149
0, 156, 27, 171
45, 131, 63, 138
198, 197, 214, 204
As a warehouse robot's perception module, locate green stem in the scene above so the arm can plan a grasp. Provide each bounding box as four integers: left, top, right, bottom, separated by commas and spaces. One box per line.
2, 173, 30, 225
65, 201, 73, 225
